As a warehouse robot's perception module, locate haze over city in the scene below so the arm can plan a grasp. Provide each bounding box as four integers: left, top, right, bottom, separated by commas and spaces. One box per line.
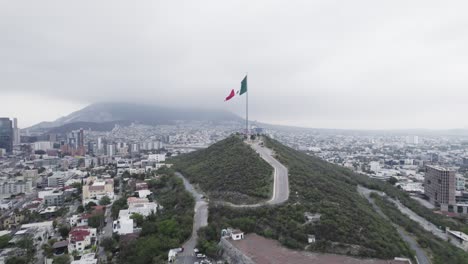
3, 0, 468, 129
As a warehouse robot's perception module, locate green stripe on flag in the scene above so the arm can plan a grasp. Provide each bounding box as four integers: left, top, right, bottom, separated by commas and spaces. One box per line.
240, 75, 247, 95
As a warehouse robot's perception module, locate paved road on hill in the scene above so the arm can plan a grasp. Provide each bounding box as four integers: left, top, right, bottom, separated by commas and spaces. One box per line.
220, 140, 289, 208
175, 139, 289, 263
357, 186, 431, 264
175, 172, 208, 264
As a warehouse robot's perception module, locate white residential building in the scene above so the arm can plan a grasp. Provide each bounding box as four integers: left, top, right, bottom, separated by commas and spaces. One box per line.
68, 227, 97, 254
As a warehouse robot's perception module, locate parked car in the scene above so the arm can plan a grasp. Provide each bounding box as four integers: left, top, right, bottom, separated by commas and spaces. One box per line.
196, 254, 206, 259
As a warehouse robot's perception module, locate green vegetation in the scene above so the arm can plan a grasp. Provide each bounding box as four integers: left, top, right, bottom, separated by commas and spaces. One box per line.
373, 194, 468, 264
101, 237, 117, 252
118, 171, 194, 264
53, 255, 71, 264
173, 136, 273, 204
355, 174, 468, 233
111, 197, 128, 219
58, 225, 70, 238
199, 137, 414, 259
130, 213, 145, 227
88, 214, 105, 229
0, 235, 11, 249
99, 195, 111, 206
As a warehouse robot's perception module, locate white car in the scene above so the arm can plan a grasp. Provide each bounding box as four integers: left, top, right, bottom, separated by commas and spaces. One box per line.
196, 254, 206, 259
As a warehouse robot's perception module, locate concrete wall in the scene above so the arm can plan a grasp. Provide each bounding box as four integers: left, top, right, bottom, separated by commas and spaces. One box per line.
218, 237, 255, 264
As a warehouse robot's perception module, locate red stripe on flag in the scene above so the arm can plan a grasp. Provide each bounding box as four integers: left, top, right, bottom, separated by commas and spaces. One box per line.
225, 89, 235, 101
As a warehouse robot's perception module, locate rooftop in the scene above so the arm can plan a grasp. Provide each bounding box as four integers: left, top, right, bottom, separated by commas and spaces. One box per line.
228, 233, 409, 264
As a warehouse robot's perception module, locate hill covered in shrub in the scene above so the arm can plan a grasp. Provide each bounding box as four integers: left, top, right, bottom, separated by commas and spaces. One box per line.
172, 136, 273, 204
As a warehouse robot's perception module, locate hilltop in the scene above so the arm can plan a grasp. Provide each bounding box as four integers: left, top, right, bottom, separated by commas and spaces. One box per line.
196, 136, 414, 259
172, 136, 273, 204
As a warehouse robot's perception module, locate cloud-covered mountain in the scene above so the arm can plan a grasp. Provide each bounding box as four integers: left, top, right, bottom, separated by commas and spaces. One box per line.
27, 102, 242, 132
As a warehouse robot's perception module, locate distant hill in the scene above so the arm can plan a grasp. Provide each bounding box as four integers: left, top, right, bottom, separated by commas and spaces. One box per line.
197, 136, 414, 259
172, 136, 273, 204
27, 102, 242, 133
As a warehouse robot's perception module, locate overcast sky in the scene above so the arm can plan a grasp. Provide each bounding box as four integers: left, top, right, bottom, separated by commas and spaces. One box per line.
2, 1, 468, 129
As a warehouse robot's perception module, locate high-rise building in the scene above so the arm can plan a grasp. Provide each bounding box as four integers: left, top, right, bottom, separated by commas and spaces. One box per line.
0, 118, 13, 153
424, 165, 456, 205
107, 144, 116, 157
405, 135, 419, 145
12, 118, 20, 145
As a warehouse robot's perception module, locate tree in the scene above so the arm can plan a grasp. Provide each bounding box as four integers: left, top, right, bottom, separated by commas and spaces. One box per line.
76, 205, 84, 214
5, 256, 28, 264
388, 177, 398, 185
59, 225, 70, 238
111, 197, 128, 219
88, 214, 105, 229
85, 201, 97, 212
53, 255, 71, 264
130, 213, 145, 227
99, 196, 111, 206
71, 182, 82, 194
101, 237, 116, 252
17, 236, 35, 262
42, 239, 57, 258
0, 235, 11, 249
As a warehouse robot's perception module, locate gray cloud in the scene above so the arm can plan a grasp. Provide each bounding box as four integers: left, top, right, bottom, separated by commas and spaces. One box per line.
2, 0, 468, 129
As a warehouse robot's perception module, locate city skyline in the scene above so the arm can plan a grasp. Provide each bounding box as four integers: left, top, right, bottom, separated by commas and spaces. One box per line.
3, 1, 468, 130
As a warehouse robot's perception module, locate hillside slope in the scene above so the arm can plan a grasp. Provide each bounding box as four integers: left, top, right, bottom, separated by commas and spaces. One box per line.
173, 136, 273, 204
198, 137, 413, 260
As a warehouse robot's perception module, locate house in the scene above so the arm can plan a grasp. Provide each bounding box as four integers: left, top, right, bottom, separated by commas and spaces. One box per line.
82, 177, 114, 205
52, 240, 69, 255
13, 221, 54, 248
135, 182, 148, 191
113, 216, 134, 235
40, 206, 60, 218
2, 212, 25, 229
68, 227, 97, 254
304, 212, 321, 223
231, 229, 244, 240
0, 200, 12, 210
69, 214, 91, 227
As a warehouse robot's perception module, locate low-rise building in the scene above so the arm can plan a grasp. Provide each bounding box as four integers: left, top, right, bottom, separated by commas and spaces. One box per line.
2, 212, 24, 229
43, 191, 64, 206
82, 177, 114, 205
68, 227, 97, 254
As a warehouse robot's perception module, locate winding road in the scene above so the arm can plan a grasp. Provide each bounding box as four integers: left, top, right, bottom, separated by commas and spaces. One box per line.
175, 172, 209, 264
357, 186, 431, 264
175, 138, 289, 263
220, 140, 289, 208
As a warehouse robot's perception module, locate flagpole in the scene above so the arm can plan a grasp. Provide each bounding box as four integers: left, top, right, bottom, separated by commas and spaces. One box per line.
246, 74, 248, 137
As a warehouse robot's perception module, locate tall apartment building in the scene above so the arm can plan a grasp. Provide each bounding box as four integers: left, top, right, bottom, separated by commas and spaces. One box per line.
424, 165, 456, 205
0, 118, 13, 153
12, 118, 20, 145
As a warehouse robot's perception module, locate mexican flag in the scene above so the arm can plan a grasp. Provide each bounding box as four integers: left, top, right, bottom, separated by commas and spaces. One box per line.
225, 75, 247, 101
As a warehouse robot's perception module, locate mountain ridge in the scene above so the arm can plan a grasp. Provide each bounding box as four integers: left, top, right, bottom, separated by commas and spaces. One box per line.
26, 102, 243, 132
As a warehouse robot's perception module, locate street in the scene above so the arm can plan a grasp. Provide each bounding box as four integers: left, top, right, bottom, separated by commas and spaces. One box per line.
357, 185, 431, 264
220, 139, 290, 208
174, 139, 290, 263
175, 172, 208, 264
